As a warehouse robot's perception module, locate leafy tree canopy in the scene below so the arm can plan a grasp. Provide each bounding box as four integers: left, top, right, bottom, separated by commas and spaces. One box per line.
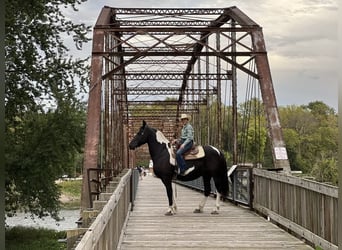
5, 0, 91, 219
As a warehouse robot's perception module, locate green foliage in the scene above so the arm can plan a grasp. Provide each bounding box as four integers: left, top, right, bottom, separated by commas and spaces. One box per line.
310, 156, 338, 185
5, 226, 66, 250
279, 101, 338, 184
222, 99, 337, 185
5, 0, 90, 219
5, 105, 86, 219
5, 0, 90, 118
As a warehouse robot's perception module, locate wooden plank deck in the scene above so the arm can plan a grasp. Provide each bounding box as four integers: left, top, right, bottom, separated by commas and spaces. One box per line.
118, 175, 313, 250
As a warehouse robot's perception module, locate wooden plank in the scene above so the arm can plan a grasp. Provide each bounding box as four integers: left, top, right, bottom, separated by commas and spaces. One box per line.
118, 175, 313, 249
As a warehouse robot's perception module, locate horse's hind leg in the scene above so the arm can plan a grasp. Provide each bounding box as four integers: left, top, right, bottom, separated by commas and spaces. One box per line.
193, 196, 208, 213
161, 178, 176, 216
193, 176, 211, 213
211, 192, 221, 215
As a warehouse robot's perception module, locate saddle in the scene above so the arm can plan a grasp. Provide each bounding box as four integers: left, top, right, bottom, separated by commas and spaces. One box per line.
172, 142, 205, 160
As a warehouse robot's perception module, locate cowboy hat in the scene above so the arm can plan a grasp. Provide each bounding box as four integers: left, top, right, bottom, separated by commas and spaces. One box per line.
180, 113, 191, 120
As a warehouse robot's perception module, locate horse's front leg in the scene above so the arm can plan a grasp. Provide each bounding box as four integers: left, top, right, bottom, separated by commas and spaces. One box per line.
162, 178, 176, 216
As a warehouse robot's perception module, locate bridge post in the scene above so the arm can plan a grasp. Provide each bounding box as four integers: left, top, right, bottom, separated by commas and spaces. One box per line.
81, 7, 112, 210
251, 29, 291, 174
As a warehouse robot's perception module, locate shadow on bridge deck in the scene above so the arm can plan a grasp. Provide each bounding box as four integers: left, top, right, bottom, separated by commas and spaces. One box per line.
118, 175, 313, 250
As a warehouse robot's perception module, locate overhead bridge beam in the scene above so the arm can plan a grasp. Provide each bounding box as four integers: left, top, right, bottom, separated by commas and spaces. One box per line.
114, 8, 225, 15
110, 72, 232, 81
128, 114, 180, 119
121, 100, 207, 105
116, 87, 217, 95
96, 27, 259, 33
126, 108, 199, 115
130, 60, 189, 64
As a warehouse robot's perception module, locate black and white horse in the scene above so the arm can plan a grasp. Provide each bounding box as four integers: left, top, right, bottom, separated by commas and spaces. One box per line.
129, 121, 229, 215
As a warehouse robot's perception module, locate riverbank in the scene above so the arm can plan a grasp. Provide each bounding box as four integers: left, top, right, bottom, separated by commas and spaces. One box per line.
5, 179, 82, 249
58, 178, 82, 209
6, 179, 82, 230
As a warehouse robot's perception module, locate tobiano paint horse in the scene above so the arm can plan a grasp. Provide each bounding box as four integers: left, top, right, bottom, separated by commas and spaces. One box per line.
129, 121, 229, 215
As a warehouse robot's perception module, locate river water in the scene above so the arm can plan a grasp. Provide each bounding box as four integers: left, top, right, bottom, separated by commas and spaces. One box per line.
5, 209, 80, 231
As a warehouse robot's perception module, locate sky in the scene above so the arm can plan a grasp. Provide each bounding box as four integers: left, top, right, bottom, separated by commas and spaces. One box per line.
64, 0, 338, 111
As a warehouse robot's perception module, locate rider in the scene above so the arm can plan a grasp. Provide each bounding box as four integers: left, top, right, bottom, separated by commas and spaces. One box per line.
175, 113, 195, 175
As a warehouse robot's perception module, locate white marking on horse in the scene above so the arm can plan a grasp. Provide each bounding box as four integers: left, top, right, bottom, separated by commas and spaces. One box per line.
156, 130, 176, 165
209, 145, 221, 155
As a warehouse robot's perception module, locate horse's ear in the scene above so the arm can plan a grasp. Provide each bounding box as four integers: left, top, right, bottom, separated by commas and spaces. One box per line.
143, 120, 146, 127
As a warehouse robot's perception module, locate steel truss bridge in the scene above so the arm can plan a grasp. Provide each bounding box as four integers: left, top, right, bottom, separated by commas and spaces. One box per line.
82, 5, 291, 207
73, 6, 338, 250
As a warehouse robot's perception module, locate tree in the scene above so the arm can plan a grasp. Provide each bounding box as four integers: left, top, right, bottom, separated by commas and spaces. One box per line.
5, 0, 90, 219
279, 103, 338, 184
5, 104, 86, 218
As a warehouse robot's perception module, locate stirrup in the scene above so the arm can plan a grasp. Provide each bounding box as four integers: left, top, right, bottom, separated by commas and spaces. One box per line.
181, 166, 195, 176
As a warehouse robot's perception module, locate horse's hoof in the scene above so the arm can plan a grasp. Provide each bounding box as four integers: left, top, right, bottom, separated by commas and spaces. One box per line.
193, 208, 203, 213
211, 210, 219, 215
165, 210, 174, 216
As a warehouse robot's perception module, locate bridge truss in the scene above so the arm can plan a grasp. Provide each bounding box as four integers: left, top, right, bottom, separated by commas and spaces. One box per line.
81, 6, 291, 209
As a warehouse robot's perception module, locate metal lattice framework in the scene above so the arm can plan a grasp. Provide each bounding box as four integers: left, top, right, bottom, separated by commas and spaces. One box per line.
81, 6, 291, 209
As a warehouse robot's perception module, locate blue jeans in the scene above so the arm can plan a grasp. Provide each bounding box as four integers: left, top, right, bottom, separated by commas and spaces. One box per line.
176, 140, 193, 172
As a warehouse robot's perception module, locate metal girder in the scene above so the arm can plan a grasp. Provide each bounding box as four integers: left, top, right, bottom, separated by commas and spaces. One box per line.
122, 100, 207, 105
95, 51, 259, 56
99, 27, 257, 33
126, 108, 198, 113
130, 60, 188, 64
110, 73, 232, 81
114, 8, 225, 15
114, 21, 215, 26
115, 87, 217, 95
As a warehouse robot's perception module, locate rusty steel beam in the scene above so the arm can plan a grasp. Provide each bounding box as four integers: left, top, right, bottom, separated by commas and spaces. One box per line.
109, 72, 232, 81
122, 100, 207, 105
81, 7, 111, 210
130, 59, 189, 64
251, 30, 291, 173
128, 114, 179, 119
115, 87, 217, 95
98, 27, 258, 34
126, 108, 198, 113
97, 51, 259, 56
114, 20, 214, 26
113, 8, 225, 15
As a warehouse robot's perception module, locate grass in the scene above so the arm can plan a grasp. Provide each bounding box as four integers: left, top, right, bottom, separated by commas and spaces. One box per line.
58, 179, 82, 209
5, 226, 67, 250
58, 179, 82, 197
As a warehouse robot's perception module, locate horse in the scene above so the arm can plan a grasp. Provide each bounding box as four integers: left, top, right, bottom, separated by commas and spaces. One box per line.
129, 120, 229, 215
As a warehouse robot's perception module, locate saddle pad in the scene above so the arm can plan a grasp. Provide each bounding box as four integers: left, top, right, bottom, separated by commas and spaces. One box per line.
184, 145, 205, 160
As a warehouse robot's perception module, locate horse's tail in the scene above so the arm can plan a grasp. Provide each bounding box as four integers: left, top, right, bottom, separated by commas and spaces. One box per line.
215, 151, 229, 197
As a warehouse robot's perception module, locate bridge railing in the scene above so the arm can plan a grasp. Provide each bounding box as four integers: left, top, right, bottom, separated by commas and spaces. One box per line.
253, 168, 338, 250
70, 168, 139, 250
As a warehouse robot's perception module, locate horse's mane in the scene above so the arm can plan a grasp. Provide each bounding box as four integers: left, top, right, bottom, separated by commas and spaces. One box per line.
151, 127, 170, 144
